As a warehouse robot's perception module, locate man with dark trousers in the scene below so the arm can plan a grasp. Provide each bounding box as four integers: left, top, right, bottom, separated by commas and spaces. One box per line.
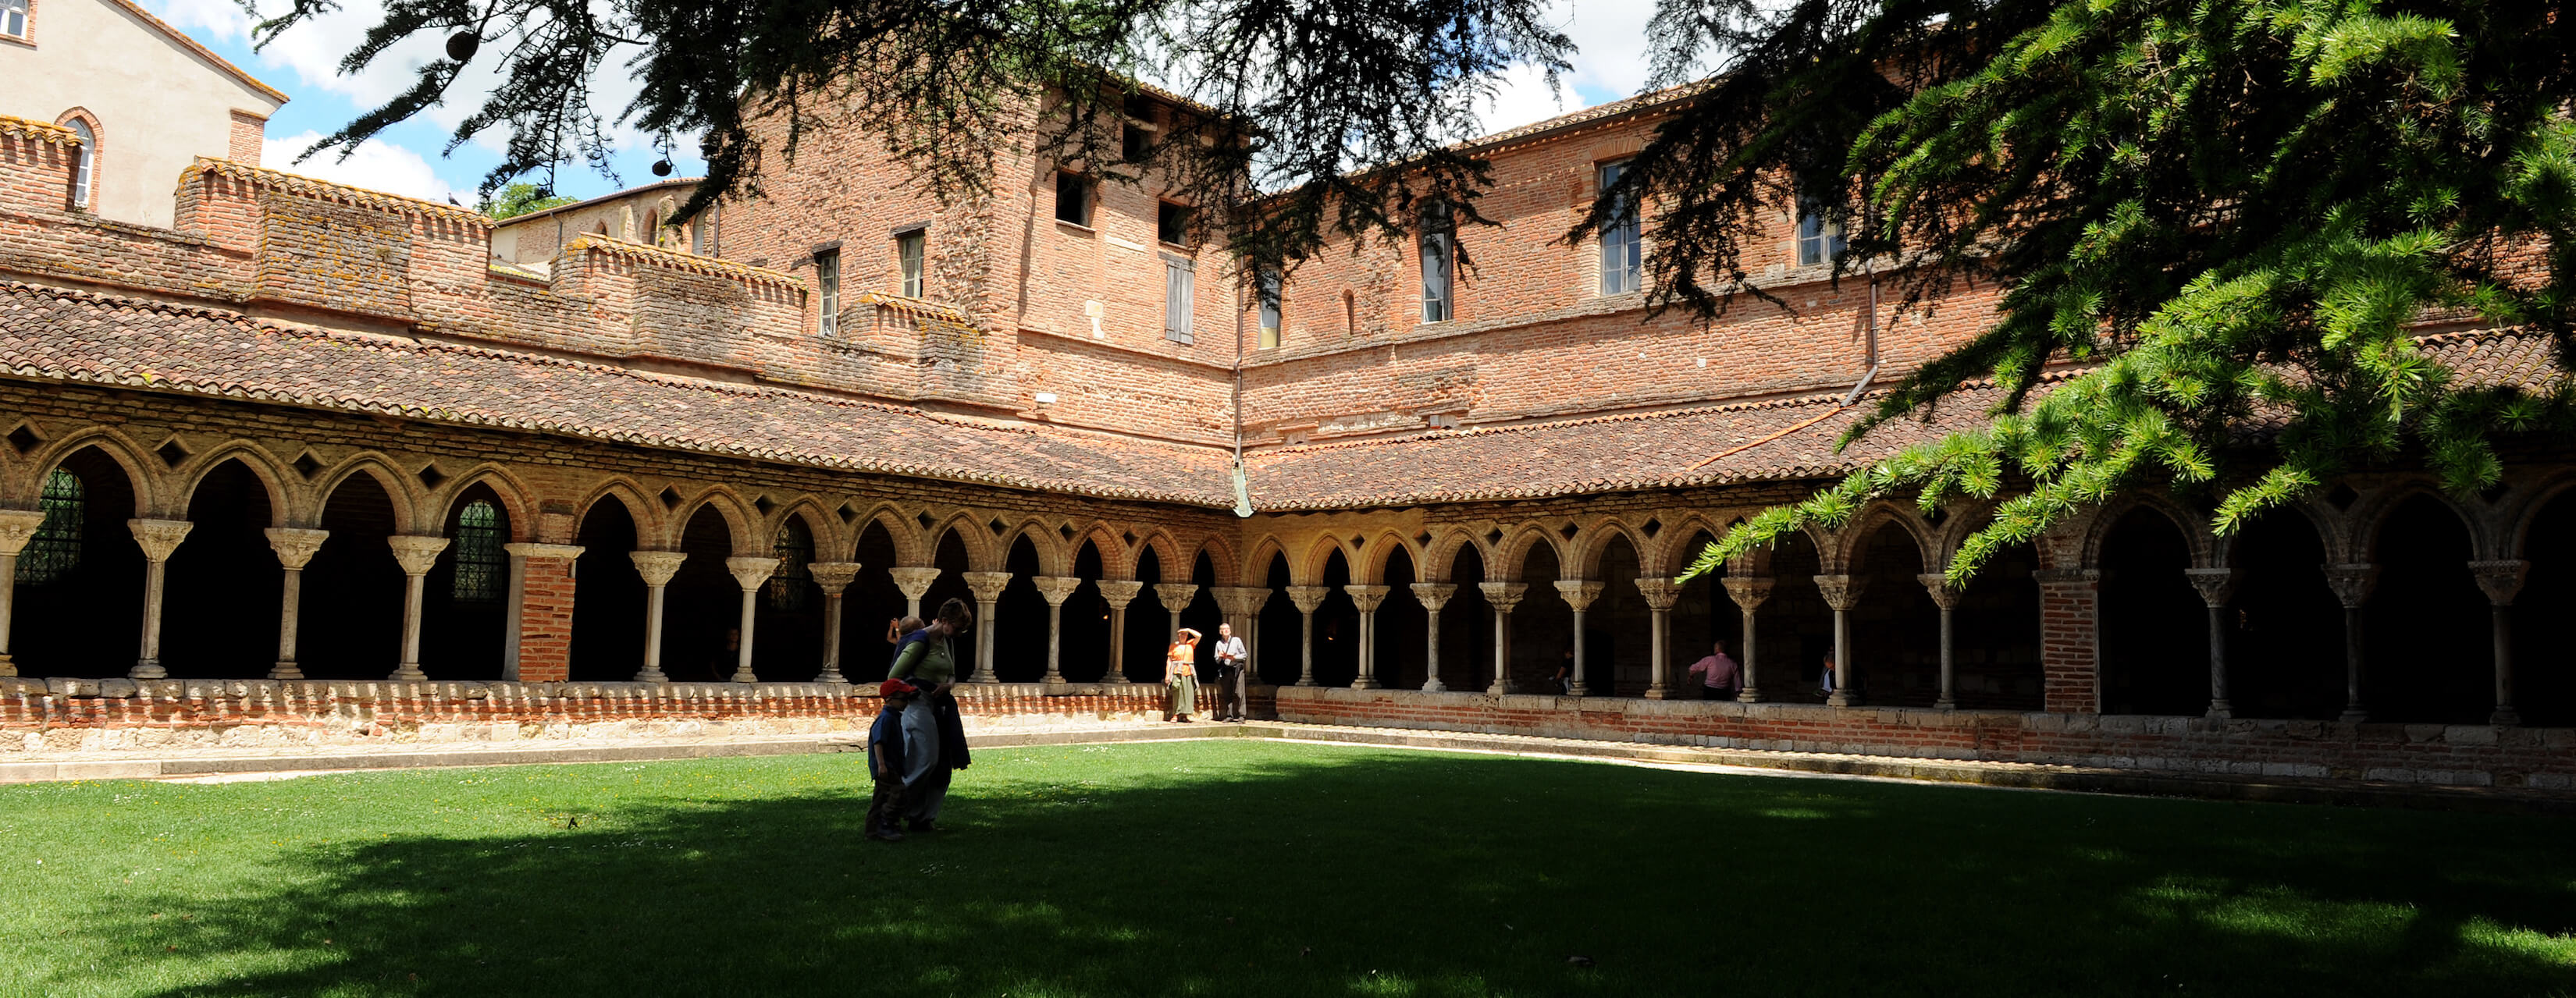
1210, 623, 1249, 721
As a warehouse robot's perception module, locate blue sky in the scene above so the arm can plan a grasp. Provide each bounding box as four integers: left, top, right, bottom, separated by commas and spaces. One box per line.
144, 0, 1663, 206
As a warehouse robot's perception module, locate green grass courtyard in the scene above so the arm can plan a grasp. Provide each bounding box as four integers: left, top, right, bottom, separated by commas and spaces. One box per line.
2, 740, 2572, 996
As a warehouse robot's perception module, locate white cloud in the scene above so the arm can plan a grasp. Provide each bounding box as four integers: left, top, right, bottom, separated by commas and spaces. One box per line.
1459, 0, 1668, 138
262, 130, 461, 204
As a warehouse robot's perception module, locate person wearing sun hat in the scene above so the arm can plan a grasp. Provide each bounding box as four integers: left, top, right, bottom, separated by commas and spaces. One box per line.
864, 678, 918, 842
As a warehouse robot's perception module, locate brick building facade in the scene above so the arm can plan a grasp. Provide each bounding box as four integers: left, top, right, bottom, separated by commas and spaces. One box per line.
2, 83, 2573, 789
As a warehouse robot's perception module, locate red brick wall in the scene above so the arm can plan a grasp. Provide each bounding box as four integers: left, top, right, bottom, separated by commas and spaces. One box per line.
2036, 570, 2101, 713
516, 552, 578, 683
226, 111, 265, 167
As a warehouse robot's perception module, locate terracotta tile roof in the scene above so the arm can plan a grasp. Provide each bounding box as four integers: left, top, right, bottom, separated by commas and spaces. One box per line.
0, 282, 1234, 506
0, 115, 79, 147
1458, 80, 1709, 153
193, 159, 491, 228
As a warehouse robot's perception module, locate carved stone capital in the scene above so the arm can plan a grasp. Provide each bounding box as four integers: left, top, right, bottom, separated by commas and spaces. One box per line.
387, 535, 451, 576
1811, 574, 1863, 611
1031, 575, 1084, 606
1344, 584, 1391, 613
502, 542, 585, 561
2467, 559, 2529, 607
629, 550, 688, 587
126, 519, 194, 563
2181, 567, 2236, 609
1916, 573, 1963, 610
806, 561, 863, 595
1153, 582, 1200, 610
2320, 563, 2379, 609
961, 570, 1014, 603
724, 556, 781, 591
1096, 578, 1146, 609
1553, 579, 1606, 612
1633, 577, 1681, 612
1285, 584, 1332, 614
1719, 576, 1774, 610
885, 566, 943, 599
1478, 581, 1529, 613
0, 509, 49, 556
1210, 585, 1274, 616
264, 527, 329, 570
1411, 582, 1457, 612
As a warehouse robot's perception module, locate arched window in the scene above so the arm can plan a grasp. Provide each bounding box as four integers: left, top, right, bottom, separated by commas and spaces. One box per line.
450, 500, 507, 602
769, 521, 813, 611
67, 119, 95, 210
23, 469, 83, 584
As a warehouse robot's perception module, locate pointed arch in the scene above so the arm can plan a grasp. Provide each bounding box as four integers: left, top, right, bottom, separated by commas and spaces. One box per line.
1495, 524, 1565, 579
423, 463, 538, 542
1837, 501, 1939, 573
313, 453, 418, 531
1418, 528, 1486, 583
1568, 519, 1649, 581
1133, 528, 1187, 581
852, 502, 927, 566
2346, 481, 2489, 564
1189, 535, 1241, 586
2503, 469, 2576, 561
1297, 533, 1356, 585
1243, 534, 1291, 584
766, 497, 849, 563
1649, 513, 1732, 578
173, 443, 292, 528
578, 480, 660, 545
670, 485, 758, 552
927, 510, 999, 571
21, 428, 158, 514
2079, 492, 2215, 570
1073, 523, 1131, 578
1357, 529, 1421, 585
1004, 517, 1068, 577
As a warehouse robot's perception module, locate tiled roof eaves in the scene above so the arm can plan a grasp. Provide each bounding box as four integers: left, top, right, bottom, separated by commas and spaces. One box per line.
101, 0, 290, 104
194, 159, 493, 228
0, 115, 78, 146
1, 282, 1234, 507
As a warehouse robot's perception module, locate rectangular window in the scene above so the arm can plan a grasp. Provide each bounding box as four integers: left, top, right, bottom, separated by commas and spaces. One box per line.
895, 229, 925, 297
1796, 196, 1846, 267
2, 0, 26, 37
1055, 171, 1092, 226
1123, 124, 1151, 163
1258, 267, 1282, 350
694, 204, 718, 255
814, 248, 841, 336
1598, 162, 1642, 295
1157, 201, 1191, 247
1164, 256, 1194, 343
1419, 201, 1454, 323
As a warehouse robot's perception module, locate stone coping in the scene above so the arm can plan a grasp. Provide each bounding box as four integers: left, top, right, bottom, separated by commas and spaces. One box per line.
0, 677, 1271, 700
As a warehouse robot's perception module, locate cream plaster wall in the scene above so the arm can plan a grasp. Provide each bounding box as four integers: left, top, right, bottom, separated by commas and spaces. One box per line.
0, 0, 285, 228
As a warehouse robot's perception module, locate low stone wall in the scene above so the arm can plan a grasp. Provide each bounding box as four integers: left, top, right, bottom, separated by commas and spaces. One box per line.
0, 677, 1273, 754
1272, 687, 2576, 790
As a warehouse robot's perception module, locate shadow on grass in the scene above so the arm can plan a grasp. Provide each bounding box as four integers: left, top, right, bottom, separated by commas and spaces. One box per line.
61, 745, 2576, 996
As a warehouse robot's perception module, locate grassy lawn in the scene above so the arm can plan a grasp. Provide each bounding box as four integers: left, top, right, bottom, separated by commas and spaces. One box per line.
2, 741, 2573, 997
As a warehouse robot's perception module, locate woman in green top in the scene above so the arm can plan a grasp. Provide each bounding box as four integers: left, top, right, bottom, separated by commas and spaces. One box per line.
888, 598, 972, 830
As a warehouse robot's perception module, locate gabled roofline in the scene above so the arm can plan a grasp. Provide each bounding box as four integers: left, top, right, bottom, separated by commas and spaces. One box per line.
101, 0, 290, 105
490, 177, 705, 229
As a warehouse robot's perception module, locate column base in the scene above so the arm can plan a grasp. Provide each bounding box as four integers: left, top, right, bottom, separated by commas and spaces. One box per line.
635, 666, 668, 683
268, 662, 304, 680
1485, 680, 1510, 695
1642, 686, 1669, 700
1826, 691, 1856, 708
0, 654, 16, 678
1350, 677, 1379, 690
1421, 679, 1446, 693
2338, 707, 2369, 723
1042, 670, 1065, 684
729, 669, 758, 684
1935, 698, 1958, 712
1568, 683, 1589, 697
1296, 676, 1317, 687
2206, 700, 2233, 720
817, 668, 847, 684
1103, 672, 1130, 684
130, 660, 166, 680
2492, 707, 2522, 727
1737, 687, 1761, 704
388, 666, 427, 682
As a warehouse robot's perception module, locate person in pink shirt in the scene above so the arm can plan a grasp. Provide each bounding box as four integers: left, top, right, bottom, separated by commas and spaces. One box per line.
1685, 640, 1741, 699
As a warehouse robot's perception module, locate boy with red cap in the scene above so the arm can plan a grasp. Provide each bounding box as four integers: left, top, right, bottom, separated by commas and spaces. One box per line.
864, 679, 917, 842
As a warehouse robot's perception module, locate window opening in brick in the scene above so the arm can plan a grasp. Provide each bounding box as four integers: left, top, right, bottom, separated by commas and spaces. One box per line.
1419, 201, 1454, 322
451, 500, 506, 603
641, 210, 657, 243
3, 0, 27, 39
1123, 124, 1150, 163
1342, 289, 1357, 335
1796, 195, 1846, 267
769, 520, 814, 612
23, 469, 82, 585
1598, 161, 1642, 295
1055, 171, 1092, 226
895, 229, 925, 297
1164, 256, 1195, 343
1257, 267, 1282, 350
1157, 201, 1191, 246
814, 247, 841, 336
68, 119, 94, 210
694, 204, 718, 254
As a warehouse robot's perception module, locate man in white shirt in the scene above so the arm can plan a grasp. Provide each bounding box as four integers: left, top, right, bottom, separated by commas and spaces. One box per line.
1211, 623, 1250, 721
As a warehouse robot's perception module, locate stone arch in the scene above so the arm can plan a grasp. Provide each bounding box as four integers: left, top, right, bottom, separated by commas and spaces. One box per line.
313, 454, 418, 531
173, 442, 294, 528
422, 463, 539, 542
1357, 529, 1421, 585
578, 481, 662, 546
1838, 502, 1939, 573
2079, 492, 2215, 570
1569, 519, 1649, 581
1073, 523, 1131, 578
1297, 533, 1356, 586
670, 486, 758, 552
764, 499, 847, 562
2501, 469, 2576, 561
1002, 518, 1068, 577
1244, 534, 1291, 584
1189, 535, 1240, 586
21, 428, 159, 514
1134, 528, 1188, 581
850, 502, 926, 566
1496, 525, 1565, 580
1642, 513, 1723, 578
926, 511, 998, 571
2347, 481, 2490, 564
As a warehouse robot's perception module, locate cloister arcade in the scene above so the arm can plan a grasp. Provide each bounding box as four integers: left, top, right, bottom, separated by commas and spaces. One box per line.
4, 429, 2574, 730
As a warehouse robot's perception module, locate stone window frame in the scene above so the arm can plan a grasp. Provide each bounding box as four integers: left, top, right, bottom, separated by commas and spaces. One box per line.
2, 0, 30, 41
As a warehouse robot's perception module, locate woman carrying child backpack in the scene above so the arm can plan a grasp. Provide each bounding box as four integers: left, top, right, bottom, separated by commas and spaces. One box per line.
888, 598, 975, 833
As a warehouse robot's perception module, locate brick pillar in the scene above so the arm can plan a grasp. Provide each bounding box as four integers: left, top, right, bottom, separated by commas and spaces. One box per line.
2033, 568, 2102, 714
504, 543, 583, 682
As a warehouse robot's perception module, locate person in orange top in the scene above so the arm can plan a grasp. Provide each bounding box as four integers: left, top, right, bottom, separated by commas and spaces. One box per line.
1165, 628, 1203, 723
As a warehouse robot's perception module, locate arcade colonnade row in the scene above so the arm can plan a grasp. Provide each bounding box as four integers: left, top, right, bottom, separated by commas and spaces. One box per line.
5, 432, 2574, 726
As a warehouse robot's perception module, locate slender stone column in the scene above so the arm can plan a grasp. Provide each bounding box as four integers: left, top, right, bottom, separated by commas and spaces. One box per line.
2468, 559, 2529, 726
1480, 582, 1528, 694
1720, 577, 1774, 702
1553, 580, 1604, 696
126, 519, 193, 680
502, 542, 583, 682
1345, 584, 1390, 688
961, 570, 1013, 683
887, 566, 942, 620
1032, 576, 1085, 684
384, 536, 450, 682
722, 556, 781, 684
0, 510, 48, 677
1412, 583, 1456, 691
2321, 563, 2379, 723
253, 527, 329, 680
2183, 568, 2238, 719
1813, 574, 1863, 707
1635, 578, 1681, 698
1211, 586, 1274, 684
1153, 582, 1200, 645
628, 551, 688, 682
1285, 585, 1330, 686
1097, 579, 1144, 682
807, 562, 863, 684
1916, 573, 1965, 711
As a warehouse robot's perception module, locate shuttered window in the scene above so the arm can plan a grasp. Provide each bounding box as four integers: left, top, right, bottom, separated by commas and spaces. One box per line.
1163, 256, 1194, 343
